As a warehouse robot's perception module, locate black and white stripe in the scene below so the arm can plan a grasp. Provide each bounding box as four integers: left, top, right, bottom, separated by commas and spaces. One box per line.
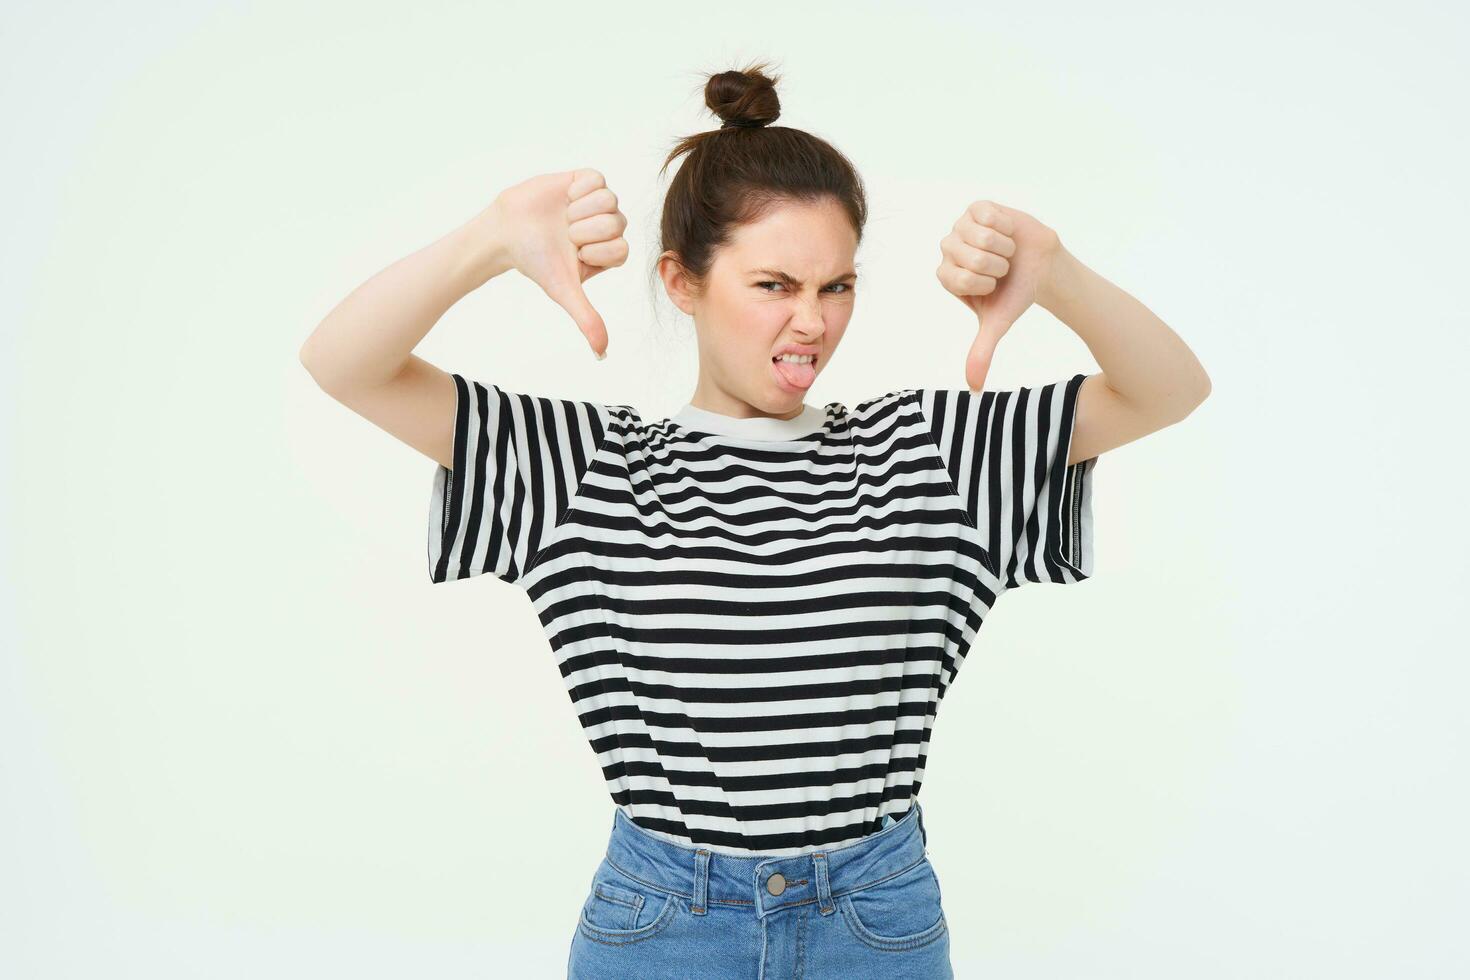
426, 371, 1096, 855
428, 374, 609, 585
915, 372, 1096, 588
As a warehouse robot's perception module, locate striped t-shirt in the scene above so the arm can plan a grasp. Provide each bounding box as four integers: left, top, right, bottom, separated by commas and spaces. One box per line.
427, 372, 1097, 857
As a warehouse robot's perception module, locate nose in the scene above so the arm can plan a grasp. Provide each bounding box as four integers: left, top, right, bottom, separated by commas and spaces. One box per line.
792, 304, 825, 340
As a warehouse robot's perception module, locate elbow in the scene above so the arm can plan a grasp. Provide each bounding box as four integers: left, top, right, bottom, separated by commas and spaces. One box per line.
1152, 371, 1211, 426
1179, 371, 1212, 419
1193, 366, 1213, 405
298, 336, 322, 384
297, 332, 338, 393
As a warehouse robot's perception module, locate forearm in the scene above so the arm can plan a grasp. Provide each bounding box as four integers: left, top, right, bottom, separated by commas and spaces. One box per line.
298, 204, 512, 392
1038, 245, 1211, 419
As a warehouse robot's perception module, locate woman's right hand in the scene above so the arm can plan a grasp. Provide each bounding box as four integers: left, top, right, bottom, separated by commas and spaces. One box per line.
491, 168, 628, 359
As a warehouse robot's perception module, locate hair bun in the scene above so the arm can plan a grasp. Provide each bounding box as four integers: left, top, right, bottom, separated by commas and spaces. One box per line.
706, 61, 781, 130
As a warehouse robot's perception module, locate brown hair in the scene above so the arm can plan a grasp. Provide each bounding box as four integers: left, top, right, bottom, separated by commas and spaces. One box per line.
655, 60, 869, 299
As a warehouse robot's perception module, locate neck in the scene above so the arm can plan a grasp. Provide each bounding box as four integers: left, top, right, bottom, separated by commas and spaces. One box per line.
671, 400, 825, 440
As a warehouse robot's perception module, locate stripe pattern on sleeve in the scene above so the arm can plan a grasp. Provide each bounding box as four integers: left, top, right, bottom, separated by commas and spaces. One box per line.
912, 373, 1096, 589
428, 374, 612, 585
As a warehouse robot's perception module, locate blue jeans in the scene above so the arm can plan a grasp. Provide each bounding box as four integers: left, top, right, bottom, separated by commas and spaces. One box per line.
566, 800, 953, 978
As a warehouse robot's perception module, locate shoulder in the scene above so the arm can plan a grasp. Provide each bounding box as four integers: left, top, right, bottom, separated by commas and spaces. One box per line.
598, 401, 666, 454
846, 388, 922, 419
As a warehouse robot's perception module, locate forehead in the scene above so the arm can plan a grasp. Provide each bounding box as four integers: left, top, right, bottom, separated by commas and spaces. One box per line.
721, 199, 858, 268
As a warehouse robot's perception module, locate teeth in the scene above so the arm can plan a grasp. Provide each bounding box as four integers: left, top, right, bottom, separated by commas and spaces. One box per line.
774, 354, 816, 363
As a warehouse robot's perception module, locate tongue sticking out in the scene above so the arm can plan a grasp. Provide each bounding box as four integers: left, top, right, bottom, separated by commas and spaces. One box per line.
773, 357, 816, 388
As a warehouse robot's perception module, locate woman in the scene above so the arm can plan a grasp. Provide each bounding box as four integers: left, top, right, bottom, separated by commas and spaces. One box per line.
301, 62, 1210, 980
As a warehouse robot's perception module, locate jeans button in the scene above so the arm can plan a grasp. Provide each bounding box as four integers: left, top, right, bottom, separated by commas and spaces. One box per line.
766, 872, 786, 896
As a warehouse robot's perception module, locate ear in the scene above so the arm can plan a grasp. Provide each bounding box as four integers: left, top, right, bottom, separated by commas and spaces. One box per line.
657, 250, 697, 316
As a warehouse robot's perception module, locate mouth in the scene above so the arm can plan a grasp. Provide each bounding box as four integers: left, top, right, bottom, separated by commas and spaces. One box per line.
770, 353, 819, 391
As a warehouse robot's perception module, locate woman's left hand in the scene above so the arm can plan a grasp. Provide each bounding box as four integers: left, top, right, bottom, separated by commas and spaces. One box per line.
935, 200, 1062, 392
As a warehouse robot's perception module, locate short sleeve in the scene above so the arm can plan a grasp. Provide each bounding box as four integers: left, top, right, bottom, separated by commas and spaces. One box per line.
913, 372, 1097, 590
428, 374, 612, 585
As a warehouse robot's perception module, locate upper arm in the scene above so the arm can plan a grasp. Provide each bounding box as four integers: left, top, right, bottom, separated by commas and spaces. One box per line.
319, 355, 461, 470
1067, 371, 1192, 466
314, 356, 614, 585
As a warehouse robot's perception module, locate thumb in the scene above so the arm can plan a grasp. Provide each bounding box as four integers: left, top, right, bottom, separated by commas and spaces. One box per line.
542, 272, 609, 359
965, 309, 1009, 393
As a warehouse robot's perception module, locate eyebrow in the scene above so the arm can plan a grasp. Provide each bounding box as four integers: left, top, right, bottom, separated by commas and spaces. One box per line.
749, 268, 859, 288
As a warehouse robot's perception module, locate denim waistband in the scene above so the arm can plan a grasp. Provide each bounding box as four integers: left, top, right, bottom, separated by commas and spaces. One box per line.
601, 803, 931, 920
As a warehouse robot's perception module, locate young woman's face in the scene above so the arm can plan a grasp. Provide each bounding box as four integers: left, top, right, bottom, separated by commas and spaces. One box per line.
661, 197, 859, 419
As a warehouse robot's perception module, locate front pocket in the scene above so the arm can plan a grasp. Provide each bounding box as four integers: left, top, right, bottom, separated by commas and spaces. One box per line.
582, 880, 644, 931
577, 877, 677, 946
838, 858, 949, 952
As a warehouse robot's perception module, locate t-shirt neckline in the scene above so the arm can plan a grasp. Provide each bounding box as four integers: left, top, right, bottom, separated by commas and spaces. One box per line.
668, 401, 829, 443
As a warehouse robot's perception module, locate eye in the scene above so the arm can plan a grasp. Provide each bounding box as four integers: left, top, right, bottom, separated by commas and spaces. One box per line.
755, 282, 855, 294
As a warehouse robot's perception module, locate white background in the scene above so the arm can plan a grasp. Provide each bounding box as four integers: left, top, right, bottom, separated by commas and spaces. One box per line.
4, 1, 1466, 976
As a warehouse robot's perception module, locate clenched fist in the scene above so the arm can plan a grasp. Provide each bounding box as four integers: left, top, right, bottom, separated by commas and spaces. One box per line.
491, 168, 629, 359
935, 200, 1061, 392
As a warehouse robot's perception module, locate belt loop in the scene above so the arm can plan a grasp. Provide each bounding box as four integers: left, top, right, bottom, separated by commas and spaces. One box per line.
813, 852, 834, 916
691, 848, 710, 915
916, 801, 929, 849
